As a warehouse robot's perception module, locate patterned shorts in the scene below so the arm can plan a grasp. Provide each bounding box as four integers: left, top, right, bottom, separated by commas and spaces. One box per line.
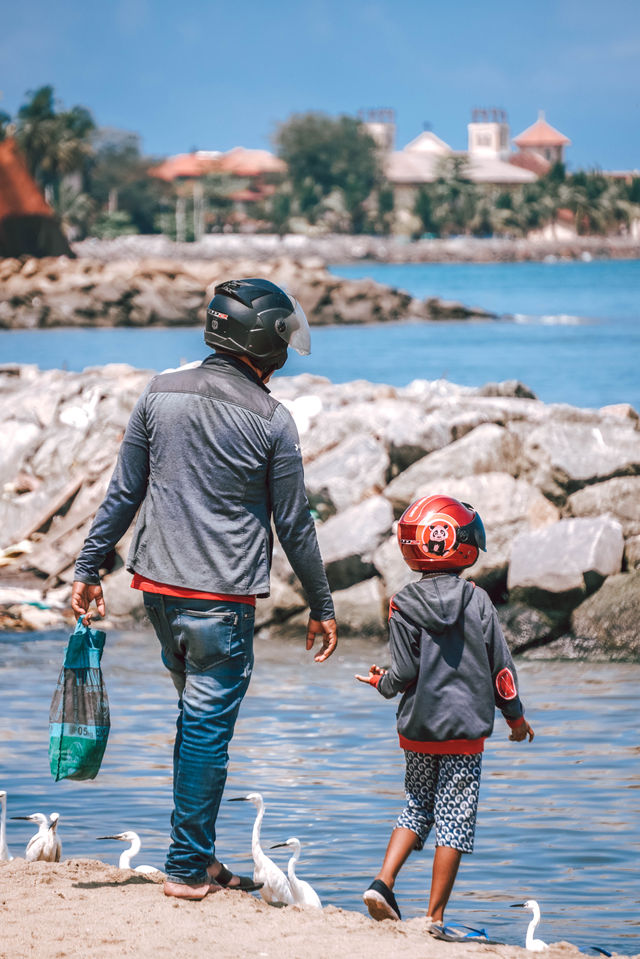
396, 751, 482, 854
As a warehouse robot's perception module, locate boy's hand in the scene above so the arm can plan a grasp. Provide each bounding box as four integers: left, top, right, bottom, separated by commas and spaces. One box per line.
509, 719, 535, 742
355, 664, 387, 685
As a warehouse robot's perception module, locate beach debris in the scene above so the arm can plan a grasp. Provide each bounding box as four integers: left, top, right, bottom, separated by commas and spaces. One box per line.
228, 793, 294, 906
96, 830, 162, 874
511, 900, 548, 952
11, 811, 62, 862
270, 838, 322, 908
0, 789, 13, 861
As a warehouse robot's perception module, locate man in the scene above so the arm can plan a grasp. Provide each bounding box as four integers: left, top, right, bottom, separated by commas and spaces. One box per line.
71, 277, 338, 899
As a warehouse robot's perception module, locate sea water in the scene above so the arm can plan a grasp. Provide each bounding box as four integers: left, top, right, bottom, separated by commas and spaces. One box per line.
0, 259, 638, 410
1, 629, 639, 955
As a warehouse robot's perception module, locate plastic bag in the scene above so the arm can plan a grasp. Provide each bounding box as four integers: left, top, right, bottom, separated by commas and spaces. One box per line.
48, 618, 110, 781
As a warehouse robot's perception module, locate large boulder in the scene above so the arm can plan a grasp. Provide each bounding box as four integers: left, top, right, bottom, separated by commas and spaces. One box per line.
568, 570, 640, 660
303, 434, 389, 515
384, 424, 522, 514
507, 516, 625, 615
567, 476, 640, 538
523, 419, 640, 500
331, 577, 387, 636
315, 495, 394, 591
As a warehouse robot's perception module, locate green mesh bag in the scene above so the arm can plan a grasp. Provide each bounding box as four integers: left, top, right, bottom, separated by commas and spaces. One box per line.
49, 618, 110, 781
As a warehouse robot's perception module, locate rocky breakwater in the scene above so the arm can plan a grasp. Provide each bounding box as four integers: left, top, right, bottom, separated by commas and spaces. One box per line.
1, 363, 639, 660
0, 255, 494, 330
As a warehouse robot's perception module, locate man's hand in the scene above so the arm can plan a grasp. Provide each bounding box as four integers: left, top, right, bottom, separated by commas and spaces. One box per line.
355, 664, 387, 684
509, 719, 535, 742
306, 617, 338, 662
71, 581, 106, 625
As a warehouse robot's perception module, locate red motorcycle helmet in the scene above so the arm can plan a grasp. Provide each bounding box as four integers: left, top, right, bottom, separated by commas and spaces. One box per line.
397, 493, 486, 572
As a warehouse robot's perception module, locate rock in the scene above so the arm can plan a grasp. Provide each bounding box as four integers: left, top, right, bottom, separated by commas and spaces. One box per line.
624, 534, 640, 569
331, 578, 387, 636
304, 434, 389, 515
507, 516, 625, 615
100, 565, 146, 621
523, 420, 640, 499
372, 533, 421, 601
567, 476, 640, 537
497, 602, 557, 653
384, 424, 522, 514
316, 496, 394, 591
599, 403, 639, 422
0, 421, 41, 486
558, 570, 640, 661
477, 381, 537, 399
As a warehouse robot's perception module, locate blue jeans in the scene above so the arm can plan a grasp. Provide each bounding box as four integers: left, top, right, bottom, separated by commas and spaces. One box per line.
144, 593, 255, 884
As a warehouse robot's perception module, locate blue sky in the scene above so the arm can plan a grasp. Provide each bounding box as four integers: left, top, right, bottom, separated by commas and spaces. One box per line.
2, 0, 639, 170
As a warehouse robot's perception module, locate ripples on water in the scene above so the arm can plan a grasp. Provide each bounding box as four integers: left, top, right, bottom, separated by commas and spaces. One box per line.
1, 628, 639, 955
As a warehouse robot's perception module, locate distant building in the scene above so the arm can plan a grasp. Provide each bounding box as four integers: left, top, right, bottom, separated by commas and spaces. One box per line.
513, 110, 571, 166
467, 108, 510, 159
359, 108, 397, 153
0, 138, 71, 257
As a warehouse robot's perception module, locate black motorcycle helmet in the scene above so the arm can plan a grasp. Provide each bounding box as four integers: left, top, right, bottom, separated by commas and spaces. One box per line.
205, 277, 311, 375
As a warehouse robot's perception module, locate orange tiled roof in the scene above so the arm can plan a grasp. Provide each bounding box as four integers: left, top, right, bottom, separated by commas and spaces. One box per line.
149, 152, 222, 181
0, 138, 52, 219
514, 115, 571, 148
216, 148, 286, 177
509, 150, 551, 176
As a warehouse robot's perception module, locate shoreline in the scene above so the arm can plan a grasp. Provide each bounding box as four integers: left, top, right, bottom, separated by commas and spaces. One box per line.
71, 233, 640, 264
0, 859, 602, 959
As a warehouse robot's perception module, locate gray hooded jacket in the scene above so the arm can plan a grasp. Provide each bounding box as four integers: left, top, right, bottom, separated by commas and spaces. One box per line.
377, 573, 524, 750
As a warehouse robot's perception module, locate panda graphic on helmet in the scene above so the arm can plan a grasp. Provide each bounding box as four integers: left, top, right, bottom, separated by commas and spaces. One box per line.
426, 522, 449, 555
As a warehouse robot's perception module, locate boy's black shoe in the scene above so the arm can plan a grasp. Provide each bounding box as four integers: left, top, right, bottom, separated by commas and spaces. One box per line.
363, 879, 401, 921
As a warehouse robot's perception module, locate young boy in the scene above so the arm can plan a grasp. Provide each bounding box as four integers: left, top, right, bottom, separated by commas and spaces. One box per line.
356, 493, 534, 938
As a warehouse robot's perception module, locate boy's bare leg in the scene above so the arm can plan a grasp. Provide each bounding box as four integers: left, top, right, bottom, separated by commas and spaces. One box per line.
376, 827, 419, 889
427, 845, 462, 922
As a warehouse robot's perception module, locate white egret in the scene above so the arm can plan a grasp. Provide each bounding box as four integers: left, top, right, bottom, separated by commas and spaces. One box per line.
228, 793, 294, 906
11, 812, 62, 862
97, 831, 161, 874
270, 838, 322, 909
0, 790, 13, 861
511, 900, 548, 952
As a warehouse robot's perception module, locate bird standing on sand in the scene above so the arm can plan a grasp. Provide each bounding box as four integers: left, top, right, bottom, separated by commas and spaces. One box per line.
229, 793, 294, 906
11, 812, 62, 862
270, 838, 322, 908
97, 831, 161, 874
0, 790, 13, 861
511, 900, 548, 952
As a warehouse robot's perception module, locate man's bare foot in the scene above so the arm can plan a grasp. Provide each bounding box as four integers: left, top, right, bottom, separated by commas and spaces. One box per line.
164, 878, 221, 900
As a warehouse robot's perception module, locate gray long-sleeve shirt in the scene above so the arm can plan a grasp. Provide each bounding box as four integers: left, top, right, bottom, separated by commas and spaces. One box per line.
75, 353, 335, 621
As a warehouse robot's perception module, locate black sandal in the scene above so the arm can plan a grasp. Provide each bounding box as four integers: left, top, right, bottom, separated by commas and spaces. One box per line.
213, 863, 263, 892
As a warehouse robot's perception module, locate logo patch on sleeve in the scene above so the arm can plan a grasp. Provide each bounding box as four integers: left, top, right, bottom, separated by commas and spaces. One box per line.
496, 668, 517, 700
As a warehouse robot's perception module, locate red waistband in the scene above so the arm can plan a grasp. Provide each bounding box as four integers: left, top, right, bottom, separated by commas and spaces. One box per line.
399, 734, 485, 755
131, 573, 256, 606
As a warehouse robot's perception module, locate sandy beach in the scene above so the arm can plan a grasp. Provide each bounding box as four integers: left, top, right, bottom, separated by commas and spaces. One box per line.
0, 858, 605, 959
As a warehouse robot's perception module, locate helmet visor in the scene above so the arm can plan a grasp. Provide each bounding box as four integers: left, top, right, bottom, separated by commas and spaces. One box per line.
279, 295, 311, 356
461, 505, 487, 552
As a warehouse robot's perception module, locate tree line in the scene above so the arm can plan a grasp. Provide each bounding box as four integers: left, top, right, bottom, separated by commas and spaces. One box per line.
2, 86, 639, 240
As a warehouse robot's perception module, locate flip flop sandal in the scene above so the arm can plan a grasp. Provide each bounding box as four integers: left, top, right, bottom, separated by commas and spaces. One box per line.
429, 922, 504, 945
214, 863, 264, 892
363, 879, 401, 921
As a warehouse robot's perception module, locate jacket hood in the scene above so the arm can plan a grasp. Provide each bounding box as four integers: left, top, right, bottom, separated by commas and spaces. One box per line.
393, 573, 475, 632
